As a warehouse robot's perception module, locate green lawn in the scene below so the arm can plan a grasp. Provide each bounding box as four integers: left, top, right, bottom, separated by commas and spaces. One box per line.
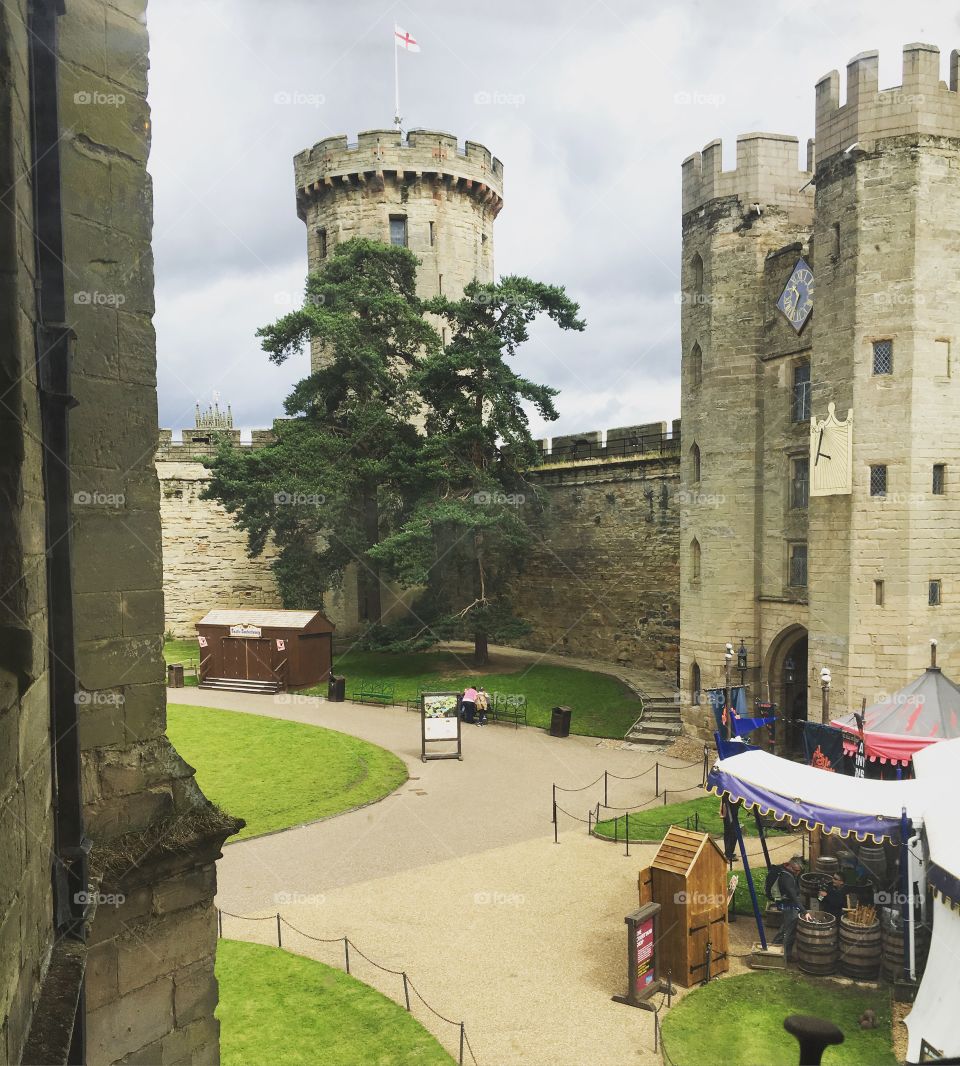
592, 795, 798, 844
163, 638, 200, 686
216, 940, 454, 1066
166, 705, 407, 839
309, 648, 642, 738
660, 971, 895, 1066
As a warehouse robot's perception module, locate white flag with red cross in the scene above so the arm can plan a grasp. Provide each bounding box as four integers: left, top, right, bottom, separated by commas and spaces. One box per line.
395, 25, 420, 52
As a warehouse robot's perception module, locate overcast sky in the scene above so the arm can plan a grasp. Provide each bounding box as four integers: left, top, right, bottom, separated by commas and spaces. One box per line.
148, 0, 959, 440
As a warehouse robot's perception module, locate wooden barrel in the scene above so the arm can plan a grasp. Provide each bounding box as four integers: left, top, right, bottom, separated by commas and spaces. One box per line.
858, 844, 887, 885
797, 913, 838, 976
799, 872, 831, 909
839, 917, 882, 979
882, 924, 930, 982
815, 855, 839, 876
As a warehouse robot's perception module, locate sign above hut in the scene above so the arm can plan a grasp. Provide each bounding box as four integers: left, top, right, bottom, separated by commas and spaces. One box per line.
196, 609, 334, 694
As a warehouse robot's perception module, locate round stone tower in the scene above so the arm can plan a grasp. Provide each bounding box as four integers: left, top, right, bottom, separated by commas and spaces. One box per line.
294, 128, 504, 371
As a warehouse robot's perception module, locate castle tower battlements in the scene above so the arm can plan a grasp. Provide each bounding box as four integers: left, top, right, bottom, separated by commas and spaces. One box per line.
681, 132, 814, 216
815, 44, 960, 163
295, 129, 504, 220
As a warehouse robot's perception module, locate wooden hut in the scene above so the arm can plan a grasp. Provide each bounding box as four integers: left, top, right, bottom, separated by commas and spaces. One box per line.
196, 609, 334, 693
638, 826, 729, 987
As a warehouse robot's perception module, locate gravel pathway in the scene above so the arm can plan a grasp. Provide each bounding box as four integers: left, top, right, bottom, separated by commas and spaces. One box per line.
169, 689, 750, 1065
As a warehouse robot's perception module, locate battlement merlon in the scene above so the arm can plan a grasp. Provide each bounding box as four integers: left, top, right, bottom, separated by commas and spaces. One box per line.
294, 129, 504, 221
681, 133, 814, 217
815, 44, 960, 164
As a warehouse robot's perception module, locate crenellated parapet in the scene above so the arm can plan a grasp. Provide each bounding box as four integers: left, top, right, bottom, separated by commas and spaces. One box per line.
534, 420, 681, 466
681, 133, 814, 216
815, 44, 960, 163
156, 427, 275, 462
294, 128, 504, 221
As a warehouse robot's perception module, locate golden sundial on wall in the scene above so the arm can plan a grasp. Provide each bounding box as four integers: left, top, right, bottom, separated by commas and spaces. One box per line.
777, 258, 814, 333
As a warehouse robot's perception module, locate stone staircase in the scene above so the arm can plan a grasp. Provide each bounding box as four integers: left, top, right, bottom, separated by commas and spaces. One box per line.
199, 677, 282, 695
624, 695, 683, 747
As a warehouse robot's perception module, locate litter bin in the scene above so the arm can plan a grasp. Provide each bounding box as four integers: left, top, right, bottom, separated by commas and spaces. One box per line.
328, 675, 346, 702
550, 705, 572, 738
167, 663, 184, 688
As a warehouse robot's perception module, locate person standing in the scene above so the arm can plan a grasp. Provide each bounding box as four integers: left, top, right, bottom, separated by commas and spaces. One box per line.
817, 873, 847, 921
476, 686, 489, 726
777, 856, 804, 963
461, 684, 478, 725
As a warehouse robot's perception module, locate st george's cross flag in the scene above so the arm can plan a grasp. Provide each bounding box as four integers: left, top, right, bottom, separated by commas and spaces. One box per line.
395, 25, 420, 52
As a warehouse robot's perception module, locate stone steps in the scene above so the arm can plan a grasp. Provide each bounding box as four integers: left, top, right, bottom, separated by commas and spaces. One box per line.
624, 696, 683, 747
199, 677, 281, 695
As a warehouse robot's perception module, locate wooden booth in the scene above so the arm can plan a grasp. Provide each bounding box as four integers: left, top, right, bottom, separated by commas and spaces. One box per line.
637, 826, 729, 988
196, 609, 334, 692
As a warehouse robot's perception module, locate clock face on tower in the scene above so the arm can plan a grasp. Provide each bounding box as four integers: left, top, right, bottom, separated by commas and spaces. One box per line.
777, 258, 814, 333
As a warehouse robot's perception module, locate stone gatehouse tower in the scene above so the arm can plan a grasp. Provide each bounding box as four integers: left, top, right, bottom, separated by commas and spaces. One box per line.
680, 43, 960, 748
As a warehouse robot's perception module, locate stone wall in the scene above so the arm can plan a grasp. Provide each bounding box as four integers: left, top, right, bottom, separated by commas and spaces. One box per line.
0, 1, 56, 1059
507, 429, 681, 675
157, 433, 283, 638
0, 2, 239, 1062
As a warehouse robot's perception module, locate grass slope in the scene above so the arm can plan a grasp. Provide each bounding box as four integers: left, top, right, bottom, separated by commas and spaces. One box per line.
166, 705, 407, 839
593, 795, 799, 843
216, 940, 454, 1066
310, 648, 641, 739
660, 971, 895, 1066
163, 638, 199, 686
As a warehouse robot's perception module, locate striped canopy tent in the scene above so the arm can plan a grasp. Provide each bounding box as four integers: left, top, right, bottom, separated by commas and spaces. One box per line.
830, 664, 960, 767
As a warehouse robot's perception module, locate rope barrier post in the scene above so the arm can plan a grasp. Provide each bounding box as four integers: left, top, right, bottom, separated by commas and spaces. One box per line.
655, 762, 659, 797
459, 1022, 465, 1066
217, 908, 222, 939
702, 745, 708, 787
604, 770, 608, 807
552, 783, 556, 823
614, 816, 618, 844
276, 913, 282, 948
654, 1009, 659, 1053
402, 972, 410, 1011
344, 937, 351, 974
625, 811, 630, 857
588, 809, 592, 835
663, 789, 668, 807
553, 805, 558, 844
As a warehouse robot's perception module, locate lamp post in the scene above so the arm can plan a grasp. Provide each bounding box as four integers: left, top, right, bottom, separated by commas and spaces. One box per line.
724, 643, 734, 741
737, 639, 748, 689
820, 667, 831, 725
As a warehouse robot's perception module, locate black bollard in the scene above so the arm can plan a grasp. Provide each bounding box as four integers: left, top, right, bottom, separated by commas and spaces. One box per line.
783, 1015, 844, 1066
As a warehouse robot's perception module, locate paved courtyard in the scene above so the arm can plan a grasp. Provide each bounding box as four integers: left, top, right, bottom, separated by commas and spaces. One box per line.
170, 689, 778, 1065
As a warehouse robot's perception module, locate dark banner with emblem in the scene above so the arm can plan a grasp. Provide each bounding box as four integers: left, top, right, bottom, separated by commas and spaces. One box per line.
802, 721, 847, 773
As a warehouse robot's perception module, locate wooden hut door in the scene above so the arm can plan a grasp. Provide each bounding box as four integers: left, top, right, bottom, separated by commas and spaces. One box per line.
245, 639, 274, 681
222, 638, 274, 681
688, 910, 728, 982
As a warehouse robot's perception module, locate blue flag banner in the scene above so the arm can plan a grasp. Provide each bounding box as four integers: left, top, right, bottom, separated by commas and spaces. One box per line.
706, 687, 755, 735
714, 731, 758, 758
733, 715, 776, 738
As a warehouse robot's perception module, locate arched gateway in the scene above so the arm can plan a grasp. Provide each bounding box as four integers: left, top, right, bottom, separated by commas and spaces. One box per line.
764, 625, 808, 755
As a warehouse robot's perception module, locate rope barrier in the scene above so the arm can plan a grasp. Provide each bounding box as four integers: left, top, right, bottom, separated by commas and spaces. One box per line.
218, 908, 478, 1062
554, 772, 605, 793
554, 804, 594, 824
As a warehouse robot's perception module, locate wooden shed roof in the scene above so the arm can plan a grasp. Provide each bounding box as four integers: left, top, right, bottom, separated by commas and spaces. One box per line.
651, 826, 724, 876
197, 609, 327, 630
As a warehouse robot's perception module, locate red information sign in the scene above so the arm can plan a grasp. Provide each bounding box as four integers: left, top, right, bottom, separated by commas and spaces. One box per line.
636, 917, 655, 990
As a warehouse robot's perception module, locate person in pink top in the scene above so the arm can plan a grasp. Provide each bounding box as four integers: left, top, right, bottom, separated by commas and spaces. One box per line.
461, 685, 479, 725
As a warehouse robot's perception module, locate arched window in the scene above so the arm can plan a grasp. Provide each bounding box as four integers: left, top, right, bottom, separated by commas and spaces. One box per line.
691, 538, 701, 583
691, 442, 701, 483
691, 342, 703, 387
691, 662, 702, 705
691, 253, 704, 295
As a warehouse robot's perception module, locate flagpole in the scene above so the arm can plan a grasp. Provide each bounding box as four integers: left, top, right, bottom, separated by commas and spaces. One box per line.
393, 32, 401, 132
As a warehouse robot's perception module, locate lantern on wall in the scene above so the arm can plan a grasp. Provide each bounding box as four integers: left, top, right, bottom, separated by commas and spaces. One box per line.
784, 655, 796, 685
